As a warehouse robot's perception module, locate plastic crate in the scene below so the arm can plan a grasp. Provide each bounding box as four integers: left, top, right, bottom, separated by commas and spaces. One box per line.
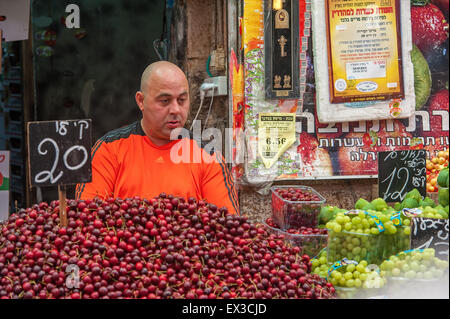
271, 185, 326, 229
262, 220, 328, 258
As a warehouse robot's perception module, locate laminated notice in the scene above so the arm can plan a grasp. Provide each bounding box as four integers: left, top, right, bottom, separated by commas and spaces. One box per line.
258, 113, 296, 169
325, 0, 404, 103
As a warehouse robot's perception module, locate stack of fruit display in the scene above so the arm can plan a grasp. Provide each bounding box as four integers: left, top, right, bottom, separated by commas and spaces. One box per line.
268, 186, 328, 257
426, 151, 449, 192
264, 217, 328, 258
380, 248, 449, 298
0, 194, 337, 299
323, 190, 449, 265
311, 250, 387, 299
271, 186, 326, 229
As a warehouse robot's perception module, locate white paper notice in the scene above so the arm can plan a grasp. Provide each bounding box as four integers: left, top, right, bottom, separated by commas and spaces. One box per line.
0, 0, 31, 42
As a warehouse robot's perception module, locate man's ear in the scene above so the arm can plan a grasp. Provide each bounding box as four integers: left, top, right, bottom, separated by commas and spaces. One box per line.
135, 91, 144, 111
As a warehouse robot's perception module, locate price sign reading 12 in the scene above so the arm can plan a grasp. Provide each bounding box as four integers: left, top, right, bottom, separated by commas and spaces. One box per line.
28, 119, 93, 187
378, 150, 427, 203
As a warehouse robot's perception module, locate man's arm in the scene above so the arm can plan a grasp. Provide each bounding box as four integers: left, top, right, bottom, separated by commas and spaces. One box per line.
75, 139, 117, 200
200, 151, 240, 215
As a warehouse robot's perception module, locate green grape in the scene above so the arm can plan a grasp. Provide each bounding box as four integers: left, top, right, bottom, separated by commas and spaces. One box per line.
352, 217, 362, 225
356, 264, 366, 273
356, 229, 363, 234
354, 278, 362, 288
403, 218, 410, 226
359, 273, 368, 281
333, 224, 342, 233
330, 278, 339, 286
353, 271, 361, 279
346, 279, 355, 288
370, 227, 380, 235
338, 277, 347, 286
353, 256, 361, 263
403, 227, 411, 235
392, 268, 401, 276
344, 216, 351, 223
405, 270, 416, 279
335, 215, 345, 224
346, 243, 354, 251
351, 238, 360, 246
344, 222, 352, 231
319, 256, 327, 265
410, 261, 420, 272
331, 270, 342, 280
312, 259, 320, 267
352, 247, 361, 255
344, 272, 353, 280
362, 219, 370, 229
346, 264, 356, 273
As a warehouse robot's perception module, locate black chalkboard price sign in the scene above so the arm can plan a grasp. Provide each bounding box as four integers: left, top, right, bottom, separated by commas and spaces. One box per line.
411, 217, 449, 260
27, 119, 92, 187
378, 150, 427, 202
27, 119, 92, 227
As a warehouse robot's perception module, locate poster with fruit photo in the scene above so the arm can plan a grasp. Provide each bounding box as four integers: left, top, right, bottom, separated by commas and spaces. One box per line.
233, 0, 449, 185
0, 151, 10, 221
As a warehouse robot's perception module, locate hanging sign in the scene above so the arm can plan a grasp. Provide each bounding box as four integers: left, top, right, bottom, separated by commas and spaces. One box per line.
258, 113, 296, 168
325, 0, 404, 103
264, 0, 300, 99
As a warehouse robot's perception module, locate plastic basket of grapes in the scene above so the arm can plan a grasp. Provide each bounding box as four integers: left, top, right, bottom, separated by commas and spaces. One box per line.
262, 220, 328, 258
271, 186, 326, 230
327, 230, 383, 265
379, 226, 411, 261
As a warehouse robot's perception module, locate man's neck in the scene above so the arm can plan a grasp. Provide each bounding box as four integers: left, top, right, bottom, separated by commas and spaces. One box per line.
140, 119, 171, 146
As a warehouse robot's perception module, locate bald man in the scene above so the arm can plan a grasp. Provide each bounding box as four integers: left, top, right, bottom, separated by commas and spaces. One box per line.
75, 62, 239, 215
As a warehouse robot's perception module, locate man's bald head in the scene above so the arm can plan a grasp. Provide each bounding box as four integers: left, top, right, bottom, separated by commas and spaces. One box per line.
140, 61, 188, 94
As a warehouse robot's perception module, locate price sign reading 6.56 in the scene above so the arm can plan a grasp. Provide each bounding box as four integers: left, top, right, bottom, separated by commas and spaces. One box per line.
28, 120, 92, 187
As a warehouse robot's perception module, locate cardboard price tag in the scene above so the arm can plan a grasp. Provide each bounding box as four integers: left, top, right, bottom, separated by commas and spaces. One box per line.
258, 113, 296, 169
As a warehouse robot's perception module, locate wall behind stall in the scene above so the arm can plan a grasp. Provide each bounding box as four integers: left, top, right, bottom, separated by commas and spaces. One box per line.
30, 0, 165, 202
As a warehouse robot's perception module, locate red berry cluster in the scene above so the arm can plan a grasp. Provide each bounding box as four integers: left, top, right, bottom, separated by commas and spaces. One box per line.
0, 194, 336, 299
265, 218, 327, 235
275, 188, 321, 202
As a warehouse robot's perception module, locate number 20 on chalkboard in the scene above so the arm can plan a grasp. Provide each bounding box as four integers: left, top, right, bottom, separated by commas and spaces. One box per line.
27, 120, 93, 187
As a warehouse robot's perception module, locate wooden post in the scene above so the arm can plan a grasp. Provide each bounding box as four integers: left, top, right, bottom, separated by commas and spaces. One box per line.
58, 185, 68, 227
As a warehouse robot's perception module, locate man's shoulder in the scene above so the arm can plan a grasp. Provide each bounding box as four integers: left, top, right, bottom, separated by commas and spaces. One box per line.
98, 121, 144, 144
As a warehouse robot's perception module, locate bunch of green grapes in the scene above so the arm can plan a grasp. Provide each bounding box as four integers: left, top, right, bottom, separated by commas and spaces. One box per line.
380, 248, 449, 280
311, 249, 329, 278
328, 260, 387, 289
326, 211, 383, 264
325, 210, 385, 235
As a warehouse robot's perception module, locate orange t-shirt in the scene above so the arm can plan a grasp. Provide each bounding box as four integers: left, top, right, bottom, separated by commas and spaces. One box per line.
75, 121, 239, 215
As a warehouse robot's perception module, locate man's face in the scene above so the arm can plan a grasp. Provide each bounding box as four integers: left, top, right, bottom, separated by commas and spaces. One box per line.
136, 69, 190, 146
